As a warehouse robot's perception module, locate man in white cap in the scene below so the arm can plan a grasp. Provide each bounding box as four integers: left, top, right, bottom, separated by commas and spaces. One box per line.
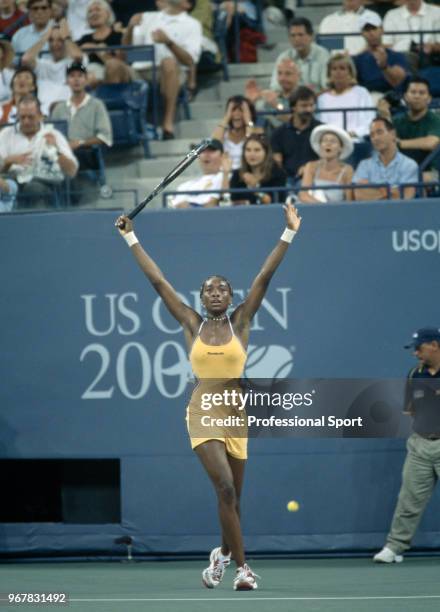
354, 12, 409, 98
374, 327, 440, 563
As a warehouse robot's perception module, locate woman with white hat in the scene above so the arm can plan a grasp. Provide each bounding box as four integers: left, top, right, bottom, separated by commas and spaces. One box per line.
0, 38, 14, 103
298, 124, 354, 204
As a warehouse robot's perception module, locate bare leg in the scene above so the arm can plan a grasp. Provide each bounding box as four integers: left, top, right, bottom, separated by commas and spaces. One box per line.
221, 453, 245, 557
160, 57, 180, 134
195, 440, 246, 567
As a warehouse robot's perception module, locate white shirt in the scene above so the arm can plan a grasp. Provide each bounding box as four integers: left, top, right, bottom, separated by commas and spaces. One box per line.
132, 10, 202, 69
223, 136, 244, 170
67, 0, 92, 42
35, 57, 71, 112
383, 2, 440, 51
0, 68, 13, 103
319, 8, 378, 55
0, 123, 78, 182
169, 172, 223, 207
317, 85, 376, 138
12, 22, 53, 54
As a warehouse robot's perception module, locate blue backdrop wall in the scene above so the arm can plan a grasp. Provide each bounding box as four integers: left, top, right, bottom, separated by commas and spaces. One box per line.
0, 200, 439, 556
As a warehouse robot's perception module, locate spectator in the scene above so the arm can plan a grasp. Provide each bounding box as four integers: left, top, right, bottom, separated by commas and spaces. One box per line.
353, 117, 418, 200
271, 85, 322, 184
0, 94, 78, 206
66, 0, 92, 41
383, 0, 440, 53
168, 139, 228, 208
364, 0, 400, 19
188, 0, 220, 99
52, 0, 67, 22
317, 53, 375, 139
229, 134, 287, 205
212, 95, 261, 169
0, 65, 38, 123
12, 0, 53, 55
0, 175, 18, 212
22, 19, 83, 109
50, 61, 112, 171
245, 58, 300, 128
0, 0, 29, 39
299, 124, 354, 203
77, 0, 132, 88
270, 17, 330, 93
380, 77, 440, 179
319, 0, 378, 55
0, 38, 14, 102
384, 0, 440, 95
123, 0, 202, 140
354, 12, 409, 99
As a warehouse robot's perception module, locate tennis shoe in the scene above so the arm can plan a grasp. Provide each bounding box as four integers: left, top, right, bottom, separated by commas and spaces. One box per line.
202, 547, 231, 588
373, 546, 403, 563
233, 563, 260, 590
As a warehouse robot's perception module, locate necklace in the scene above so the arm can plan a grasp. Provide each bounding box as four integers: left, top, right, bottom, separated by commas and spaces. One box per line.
207, 315, 228, 322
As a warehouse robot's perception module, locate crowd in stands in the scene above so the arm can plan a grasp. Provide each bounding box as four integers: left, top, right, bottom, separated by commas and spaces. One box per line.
0, 0, 439, 212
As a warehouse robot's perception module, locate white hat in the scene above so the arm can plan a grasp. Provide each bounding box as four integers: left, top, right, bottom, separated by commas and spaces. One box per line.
358, 12, 382, 30
310, 124, 354, 160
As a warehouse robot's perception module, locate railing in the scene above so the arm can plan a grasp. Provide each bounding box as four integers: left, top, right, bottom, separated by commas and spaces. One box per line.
9, 188, 139, 211
161, 182, 438, 208
316, 29, 440, 55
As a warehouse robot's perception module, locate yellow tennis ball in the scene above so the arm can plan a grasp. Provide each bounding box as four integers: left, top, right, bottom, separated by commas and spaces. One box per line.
287, 500, 299, 512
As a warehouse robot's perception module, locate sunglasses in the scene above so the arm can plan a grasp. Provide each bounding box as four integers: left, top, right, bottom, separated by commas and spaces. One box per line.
30, 5, 51, 11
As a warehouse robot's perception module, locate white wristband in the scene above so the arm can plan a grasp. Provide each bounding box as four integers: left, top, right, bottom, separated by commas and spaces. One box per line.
280, 228, 297, 243
123, 231, 139, 247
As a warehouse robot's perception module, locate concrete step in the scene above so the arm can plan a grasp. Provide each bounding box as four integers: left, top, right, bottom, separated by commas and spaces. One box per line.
196, 75, 269, 101
228, 62, 278, 78
296, 6, 337, 25
258, 43, 286, 63
176, 118, 218, 139
188, 101, 224, 118
136, 157, 202, 179
149, 138, 199, 157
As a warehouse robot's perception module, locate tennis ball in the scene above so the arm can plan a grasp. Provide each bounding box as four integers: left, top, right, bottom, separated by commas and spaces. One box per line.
287, 500, 299, 512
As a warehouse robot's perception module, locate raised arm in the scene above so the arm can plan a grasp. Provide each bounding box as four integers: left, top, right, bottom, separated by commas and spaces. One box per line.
231, 203, 301, 334
115, 215, 202, 339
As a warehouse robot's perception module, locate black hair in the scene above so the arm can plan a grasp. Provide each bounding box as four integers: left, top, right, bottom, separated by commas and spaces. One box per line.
199, 276, 233, 298
405, 77, 431, 95
289, 85, 316, 108
28, 0, 53, 8
12, 66, 38, 92
225, 95, 257, 124
371, 116, 395, 131
288, 17, 313, 35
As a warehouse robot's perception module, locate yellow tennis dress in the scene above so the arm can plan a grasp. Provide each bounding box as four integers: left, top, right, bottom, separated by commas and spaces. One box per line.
186, 318, 248, 459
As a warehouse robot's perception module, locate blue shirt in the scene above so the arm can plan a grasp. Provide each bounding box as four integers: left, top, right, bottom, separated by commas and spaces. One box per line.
354, 150, 418, 186
12, 22, 51, 54
354, 48, 409, 93
0, 179, 18, 213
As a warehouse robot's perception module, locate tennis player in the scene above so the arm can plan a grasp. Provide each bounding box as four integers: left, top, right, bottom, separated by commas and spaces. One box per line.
116, 203, 301, 590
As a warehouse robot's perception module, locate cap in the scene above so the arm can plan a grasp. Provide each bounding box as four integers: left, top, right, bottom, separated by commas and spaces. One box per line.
66, 61, 87, 76
404, 327, 440, 349
204, 138, 224, 153
358, 12, 382, 30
